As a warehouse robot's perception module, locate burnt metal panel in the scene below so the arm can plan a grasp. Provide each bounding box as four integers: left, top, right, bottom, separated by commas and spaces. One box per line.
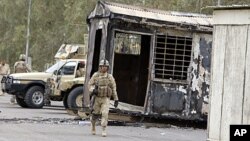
189, 34, 212, 116
152, 82, 186, 113
200, 38, 212, 72
83, 19, 99, 107
88, 1, 213, 32
100, 1, 212, 26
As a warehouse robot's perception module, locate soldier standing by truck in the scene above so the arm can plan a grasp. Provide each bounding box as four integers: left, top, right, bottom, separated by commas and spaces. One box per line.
0, 60, 10, 96
10, 54, 31, 103
88, 59, 119, 137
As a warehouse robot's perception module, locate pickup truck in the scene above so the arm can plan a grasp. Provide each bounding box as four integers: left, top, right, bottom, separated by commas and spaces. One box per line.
1, 59, 85, 109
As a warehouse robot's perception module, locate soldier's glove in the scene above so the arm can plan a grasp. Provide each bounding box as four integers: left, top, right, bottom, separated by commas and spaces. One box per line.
114, 100, 119, 108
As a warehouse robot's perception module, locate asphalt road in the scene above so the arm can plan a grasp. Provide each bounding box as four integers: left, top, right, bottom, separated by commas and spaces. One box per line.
0, 94, 207, 141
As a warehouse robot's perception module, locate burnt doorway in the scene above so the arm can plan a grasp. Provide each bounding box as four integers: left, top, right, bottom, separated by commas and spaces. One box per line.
90, 29, 102, 77
113, 31, 151, 106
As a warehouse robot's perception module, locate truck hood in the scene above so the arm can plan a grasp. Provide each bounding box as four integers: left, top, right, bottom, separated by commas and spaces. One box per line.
10, 72, 53, 80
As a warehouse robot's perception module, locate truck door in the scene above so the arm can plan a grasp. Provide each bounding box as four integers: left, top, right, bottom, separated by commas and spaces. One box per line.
58, 61, 78, 81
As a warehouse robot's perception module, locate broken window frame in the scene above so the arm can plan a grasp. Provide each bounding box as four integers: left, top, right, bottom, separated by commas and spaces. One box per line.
152, 34, 193, 84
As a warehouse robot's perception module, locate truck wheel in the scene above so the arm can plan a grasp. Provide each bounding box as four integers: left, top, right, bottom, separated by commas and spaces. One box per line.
24, 86, 44, 108
67, 86, 83, 113
16, 96, 28, 108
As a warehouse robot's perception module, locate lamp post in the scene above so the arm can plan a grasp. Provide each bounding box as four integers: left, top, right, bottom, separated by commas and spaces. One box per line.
25, 0, 32, 64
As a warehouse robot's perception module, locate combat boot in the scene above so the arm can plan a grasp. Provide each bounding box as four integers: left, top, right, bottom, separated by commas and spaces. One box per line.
102, 126, 107, 137
91, 121, 96, 135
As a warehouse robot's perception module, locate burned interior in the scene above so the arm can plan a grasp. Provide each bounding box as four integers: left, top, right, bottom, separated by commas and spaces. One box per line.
113, 31, 150, 107
84, 1, 213, 121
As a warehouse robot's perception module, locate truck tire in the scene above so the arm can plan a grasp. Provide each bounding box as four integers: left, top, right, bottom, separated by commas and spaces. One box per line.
16, 96, 28, 108
67, 86, 84, 113
63, 94, 69, 109
24, 86, 44, 108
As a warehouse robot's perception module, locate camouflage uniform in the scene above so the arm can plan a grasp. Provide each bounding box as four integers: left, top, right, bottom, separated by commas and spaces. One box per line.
14, 61, 31, 73
0, 61, 10, 96
88, 60, 118, 137
11, 54, 31, 103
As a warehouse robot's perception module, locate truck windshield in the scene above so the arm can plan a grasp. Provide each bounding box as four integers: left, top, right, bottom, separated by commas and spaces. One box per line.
45, 61, 65, 73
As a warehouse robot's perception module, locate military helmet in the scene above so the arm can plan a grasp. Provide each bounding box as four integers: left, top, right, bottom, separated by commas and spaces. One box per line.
19, 54, 26, 61
99, 59, 109, 67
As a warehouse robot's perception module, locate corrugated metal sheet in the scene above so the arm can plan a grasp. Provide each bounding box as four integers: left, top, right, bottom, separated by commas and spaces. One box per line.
101, 1, 212, 26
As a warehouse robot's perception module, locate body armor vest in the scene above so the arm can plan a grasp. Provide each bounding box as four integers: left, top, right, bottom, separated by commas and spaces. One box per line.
97, 73, 112, 97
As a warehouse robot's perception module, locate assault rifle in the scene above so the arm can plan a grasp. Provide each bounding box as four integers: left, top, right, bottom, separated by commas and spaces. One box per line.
89, 83, 98, 113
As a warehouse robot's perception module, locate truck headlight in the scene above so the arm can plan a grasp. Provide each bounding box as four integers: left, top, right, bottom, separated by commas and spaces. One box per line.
13, 80, 21, 84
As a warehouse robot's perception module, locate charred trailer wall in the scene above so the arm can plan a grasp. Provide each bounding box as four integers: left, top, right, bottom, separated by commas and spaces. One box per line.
148, 32, 212, 120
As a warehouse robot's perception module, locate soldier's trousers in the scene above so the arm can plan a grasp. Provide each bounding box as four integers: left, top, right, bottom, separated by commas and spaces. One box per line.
91, 96, 110, 127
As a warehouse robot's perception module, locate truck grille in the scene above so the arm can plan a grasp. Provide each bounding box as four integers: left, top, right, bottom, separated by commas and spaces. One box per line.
1, 75, 13, 84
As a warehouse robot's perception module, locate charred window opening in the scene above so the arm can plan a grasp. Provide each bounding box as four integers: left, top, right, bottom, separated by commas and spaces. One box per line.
114, 32, 141, 55
154, 35, 192, 81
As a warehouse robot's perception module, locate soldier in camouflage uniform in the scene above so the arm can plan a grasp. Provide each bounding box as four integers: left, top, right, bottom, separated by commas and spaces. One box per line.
11, 54, 31, 103
88, 59, 119, 137
0, 60, 10, 96
14, 54, 31, 73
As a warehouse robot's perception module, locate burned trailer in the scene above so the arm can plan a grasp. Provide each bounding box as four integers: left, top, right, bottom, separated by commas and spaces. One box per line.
83, 1, 213, 121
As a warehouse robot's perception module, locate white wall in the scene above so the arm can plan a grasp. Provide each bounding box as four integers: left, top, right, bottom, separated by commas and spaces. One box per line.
208, 8, 250, 141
